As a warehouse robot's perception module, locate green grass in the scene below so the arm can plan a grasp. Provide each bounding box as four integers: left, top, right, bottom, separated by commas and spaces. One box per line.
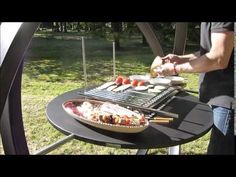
0, 32, 210, 155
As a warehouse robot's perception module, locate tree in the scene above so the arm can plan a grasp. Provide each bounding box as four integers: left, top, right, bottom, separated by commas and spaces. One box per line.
187, 22, 200, 43
53, 22, 60, 32
111, 22, 122, 50
40, 22, 53, 29
60, 22, 67, 32
151, 22, 175, 44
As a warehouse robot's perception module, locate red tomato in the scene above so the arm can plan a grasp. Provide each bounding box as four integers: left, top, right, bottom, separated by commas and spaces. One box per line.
138, 80, 145, 86
115, 76, 123, 85
123, 78, 130, 85
131, 79, 138, 87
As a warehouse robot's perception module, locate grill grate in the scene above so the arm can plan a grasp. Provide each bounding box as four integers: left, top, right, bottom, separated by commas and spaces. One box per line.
78, 84, 180, 108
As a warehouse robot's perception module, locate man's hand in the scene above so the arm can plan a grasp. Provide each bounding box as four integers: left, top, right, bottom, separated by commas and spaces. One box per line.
156, 63, 176, 76
151, 54, 182, 70
162, 54, 182, 64
151, 54, 180, 77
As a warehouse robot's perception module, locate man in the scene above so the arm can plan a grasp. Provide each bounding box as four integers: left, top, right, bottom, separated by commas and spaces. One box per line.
151, 22, 234, 154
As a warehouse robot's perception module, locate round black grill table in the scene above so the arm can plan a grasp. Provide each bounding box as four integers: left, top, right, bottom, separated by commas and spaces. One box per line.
46, 89, 213, 151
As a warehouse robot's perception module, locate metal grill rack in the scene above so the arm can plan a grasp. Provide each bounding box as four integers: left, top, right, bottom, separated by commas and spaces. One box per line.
78, 84, 181, 109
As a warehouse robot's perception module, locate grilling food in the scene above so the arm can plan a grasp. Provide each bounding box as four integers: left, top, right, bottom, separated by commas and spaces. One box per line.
122, 78, 131, 85
150, 56, 163, 78
113, 84, 131, 92
64, 100, 147, 127
137, 80, 145, 86
115, 76, 123, 85
131, 79, 138, 87
107, 85, 118, 91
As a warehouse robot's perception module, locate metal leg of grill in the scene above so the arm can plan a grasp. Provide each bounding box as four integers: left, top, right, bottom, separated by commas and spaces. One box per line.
33, 134, 75, 155
168, 145, 181, 155
136, 149, 149, 155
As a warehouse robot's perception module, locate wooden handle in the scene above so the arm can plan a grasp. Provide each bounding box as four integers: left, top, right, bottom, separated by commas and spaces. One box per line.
153, 117, 173, 121
148, 117, 174, 124
149, 119, 170, 123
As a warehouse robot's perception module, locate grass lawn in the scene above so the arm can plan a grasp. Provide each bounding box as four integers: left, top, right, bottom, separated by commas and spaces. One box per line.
0, 31, 210, 155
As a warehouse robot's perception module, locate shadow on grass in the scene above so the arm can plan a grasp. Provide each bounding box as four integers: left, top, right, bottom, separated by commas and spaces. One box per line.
24, 33, 199, 84
23, 35, 156, 84
23, 59, 114, 83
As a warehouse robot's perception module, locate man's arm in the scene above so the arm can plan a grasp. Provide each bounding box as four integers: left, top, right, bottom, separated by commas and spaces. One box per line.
178, 51, 200, 60
175, 31, 234, 73
160, 51, 200, 65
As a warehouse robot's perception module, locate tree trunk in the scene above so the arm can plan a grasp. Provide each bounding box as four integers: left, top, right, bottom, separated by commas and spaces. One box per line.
53, 22, 60, 32
63, 22, 67, 32
77, 22, 81, 32
60, 22, 63, 32
111, 22, 122, 50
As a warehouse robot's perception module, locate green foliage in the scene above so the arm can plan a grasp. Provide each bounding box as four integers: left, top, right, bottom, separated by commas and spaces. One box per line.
38, 22, 200, 53
39, 22, 200, 42
187, 22, 200, 43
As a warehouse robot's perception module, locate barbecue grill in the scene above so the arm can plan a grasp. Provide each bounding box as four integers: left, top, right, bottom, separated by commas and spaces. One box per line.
0, 22, 211, 155
81, 84, 180, 108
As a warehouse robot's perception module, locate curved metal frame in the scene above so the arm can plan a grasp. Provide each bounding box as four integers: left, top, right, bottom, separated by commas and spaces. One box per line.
136, 22, 188, 56
173, 23, 188, 55
0, 22, 187, 154
136, 22, 164, 56
0, 23, 40, 154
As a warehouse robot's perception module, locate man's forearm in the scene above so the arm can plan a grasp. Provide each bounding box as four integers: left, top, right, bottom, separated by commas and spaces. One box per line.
175, 31, 233, 74
176, 53, 225, 73
179, 51, 200, 60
